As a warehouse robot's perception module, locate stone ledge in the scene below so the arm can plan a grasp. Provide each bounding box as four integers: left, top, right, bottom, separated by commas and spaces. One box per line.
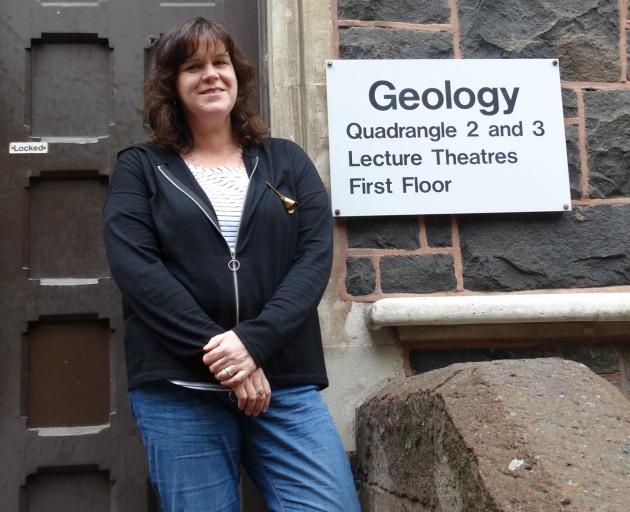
367, 293, 630, 330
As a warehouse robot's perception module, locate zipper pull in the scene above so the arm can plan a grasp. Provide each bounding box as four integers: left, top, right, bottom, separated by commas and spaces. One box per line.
228, 252, 240, 271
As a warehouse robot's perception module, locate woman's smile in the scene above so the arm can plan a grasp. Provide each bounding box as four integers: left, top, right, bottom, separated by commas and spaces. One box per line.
199, 86, 225, 94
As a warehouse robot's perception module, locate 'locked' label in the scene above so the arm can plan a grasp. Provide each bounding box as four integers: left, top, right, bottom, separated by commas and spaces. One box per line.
9, 142, 49, 154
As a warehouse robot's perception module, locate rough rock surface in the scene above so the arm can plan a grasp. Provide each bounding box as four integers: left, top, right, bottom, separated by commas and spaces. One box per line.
562, 89, 578, 118
339, 28, 453, 59
357, 358, 630, 511
347, 216, 419, 250
424, 215, 452, 247
338, 0, 450, 24
459, 204, 630, 291
458, 0, 620, 82
346, 257, 376, 296
380, 255, 455, 293
584, 90, 630, 198
565, 124, 581, 199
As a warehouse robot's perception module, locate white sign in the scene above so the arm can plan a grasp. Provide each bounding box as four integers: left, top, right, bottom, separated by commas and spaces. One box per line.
9, 142, 48, 154
326, 59, 571, 216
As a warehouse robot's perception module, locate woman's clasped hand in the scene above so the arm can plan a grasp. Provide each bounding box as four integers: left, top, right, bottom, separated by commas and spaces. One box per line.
203, 331, 269, 416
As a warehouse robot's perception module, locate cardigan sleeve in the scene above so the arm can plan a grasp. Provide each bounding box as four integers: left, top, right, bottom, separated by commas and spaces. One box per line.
103, 148, 224, 358
231, 141, 332, 367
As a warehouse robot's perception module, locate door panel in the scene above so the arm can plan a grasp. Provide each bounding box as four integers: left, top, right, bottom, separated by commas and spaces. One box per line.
0, 1, 265, 510
26, 320, 110, 428
28, 174, 109, 278
30, 39, 111, 137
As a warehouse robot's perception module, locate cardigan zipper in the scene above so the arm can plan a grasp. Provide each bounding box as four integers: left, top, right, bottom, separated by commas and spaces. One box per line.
156, 156, 259, 325
156, 165, 228, 245
232, 156, 259, 323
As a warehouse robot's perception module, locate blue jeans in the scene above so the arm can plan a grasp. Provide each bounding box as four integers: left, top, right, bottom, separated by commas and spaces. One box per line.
129, 381, 361, 512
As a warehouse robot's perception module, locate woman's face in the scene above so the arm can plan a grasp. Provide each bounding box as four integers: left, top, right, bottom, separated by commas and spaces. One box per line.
176, 39, 238, 124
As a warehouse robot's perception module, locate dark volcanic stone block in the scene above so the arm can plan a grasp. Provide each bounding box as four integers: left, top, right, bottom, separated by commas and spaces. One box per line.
410, 349, 490, 374
425, 215, 452, 247
458, 0, 620, 82
339, 27, 453, 59
562, 89, 578, 118
346, 258, 377, 296
565, 124, 581, 199
584, 90, 630, 198
410, 345, 620, 376
459, 204, 630, 291
558, 345, 620, 374
347, 216, 420, 250
380, 254, 455, 293
338, 0, 450, 24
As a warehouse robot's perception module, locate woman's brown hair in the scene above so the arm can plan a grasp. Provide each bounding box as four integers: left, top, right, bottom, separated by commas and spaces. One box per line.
144, 17, 268, 153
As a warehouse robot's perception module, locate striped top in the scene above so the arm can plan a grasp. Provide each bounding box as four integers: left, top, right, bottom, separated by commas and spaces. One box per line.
169, 161, 250, 393
187, 162, 250, 251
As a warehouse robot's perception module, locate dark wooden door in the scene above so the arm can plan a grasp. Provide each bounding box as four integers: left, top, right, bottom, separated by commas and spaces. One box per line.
0, 1, 263, 510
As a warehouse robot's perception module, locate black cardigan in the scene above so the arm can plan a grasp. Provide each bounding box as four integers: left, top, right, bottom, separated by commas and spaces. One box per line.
103, 138, 332, 389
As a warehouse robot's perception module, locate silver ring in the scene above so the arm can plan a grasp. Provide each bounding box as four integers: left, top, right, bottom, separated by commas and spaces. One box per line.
223, 366, 234, 378
256, 388, 265, 397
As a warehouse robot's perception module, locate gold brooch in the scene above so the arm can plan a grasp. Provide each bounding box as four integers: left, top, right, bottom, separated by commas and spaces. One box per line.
265, 181, 299, 213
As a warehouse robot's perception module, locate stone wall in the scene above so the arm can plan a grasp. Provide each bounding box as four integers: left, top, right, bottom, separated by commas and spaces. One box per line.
337, 0, 629, 297
335, 0, 630, 396
356, 359, 630, 511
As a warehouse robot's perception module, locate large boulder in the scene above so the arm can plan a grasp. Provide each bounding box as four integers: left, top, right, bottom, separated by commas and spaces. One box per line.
356, 358, 630, 511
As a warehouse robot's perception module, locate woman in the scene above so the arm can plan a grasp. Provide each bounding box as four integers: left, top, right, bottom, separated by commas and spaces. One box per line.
103, 16, 360, 512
